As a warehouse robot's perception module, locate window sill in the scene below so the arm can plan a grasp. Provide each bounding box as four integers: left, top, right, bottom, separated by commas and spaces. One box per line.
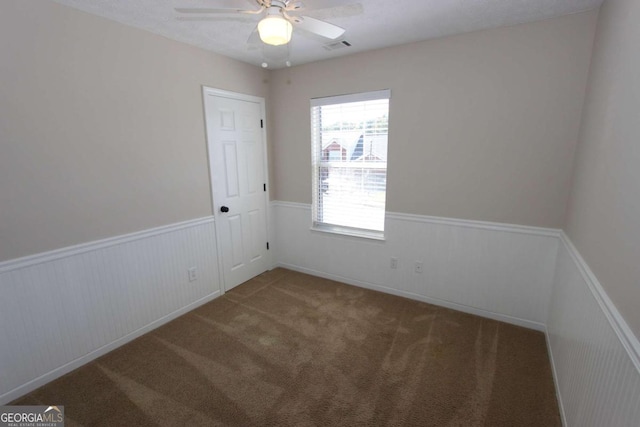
310, 224, 385, 241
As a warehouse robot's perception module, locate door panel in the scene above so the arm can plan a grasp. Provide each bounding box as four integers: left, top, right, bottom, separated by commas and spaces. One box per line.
223, 142, 240, 198
247, 209, 262, 261
245, 141, 258, 194
204, 90, 270, 290
219, 109, 235, 130
228, 215, 245, 270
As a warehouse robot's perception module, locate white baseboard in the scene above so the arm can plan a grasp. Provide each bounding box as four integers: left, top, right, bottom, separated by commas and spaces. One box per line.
279, 262, 546, 331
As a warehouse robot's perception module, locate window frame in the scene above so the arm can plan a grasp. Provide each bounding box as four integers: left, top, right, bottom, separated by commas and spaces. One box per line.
310, 89, 391, 240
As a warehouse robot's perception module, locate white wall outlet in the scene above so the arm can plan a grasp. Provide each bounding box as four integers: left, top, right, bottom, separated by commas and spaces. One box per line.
390, 257, 398, 269
188, 267, 197, 282
414, 262, 424, 274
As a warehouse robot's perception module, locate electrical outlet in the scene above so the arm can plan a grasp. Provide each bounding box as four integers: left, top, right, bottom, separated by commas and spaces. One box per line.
188, 267, 197, 282
414, 262, 423, 274
390, 257, 398, 269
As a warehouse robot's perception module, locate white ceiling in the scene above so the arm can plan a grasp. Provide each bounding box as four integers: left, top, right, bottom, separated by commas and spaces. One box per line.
52, 0, 603, 69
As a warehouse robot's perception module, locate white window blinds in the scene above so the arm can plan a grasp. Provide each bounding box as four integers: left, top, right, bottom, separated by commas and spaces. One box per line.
310, 90, 390, 238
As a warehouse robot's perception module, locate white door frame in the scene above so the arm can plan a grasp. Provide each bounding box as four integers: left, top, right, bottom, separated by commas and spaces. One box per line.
201, 86, 273, 292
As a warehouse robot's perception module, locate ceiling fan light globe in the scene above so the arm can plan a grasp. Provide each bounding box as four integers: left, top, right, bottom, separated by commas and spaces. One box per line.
258, 15, 292, 46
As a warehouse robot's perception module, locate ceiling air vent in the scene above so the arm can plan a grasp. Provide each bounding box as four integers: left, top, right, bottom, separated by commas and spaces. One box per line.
323, 40, 352, 51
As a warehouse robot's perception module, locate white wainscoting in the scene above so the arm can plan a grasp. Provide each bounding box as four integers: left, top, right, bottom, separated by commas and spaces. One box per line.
547, 233, 640, 427
272, 201, 560, 330
0, 217, 221, 404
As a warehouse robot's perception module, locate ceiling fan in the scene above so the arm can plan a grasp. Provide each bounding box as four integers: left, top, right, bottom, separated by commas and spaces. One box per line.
175, 0, 349, 47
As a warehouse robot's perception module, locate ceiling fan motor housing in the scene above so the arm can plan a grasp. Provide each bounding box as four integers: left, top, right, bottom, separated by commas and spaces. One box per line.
258, 6, 293, 46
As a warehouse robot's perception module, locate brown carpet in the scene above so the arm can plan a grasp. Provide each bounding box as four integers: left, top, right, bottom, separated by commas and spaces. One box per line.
13, 268, 561, 426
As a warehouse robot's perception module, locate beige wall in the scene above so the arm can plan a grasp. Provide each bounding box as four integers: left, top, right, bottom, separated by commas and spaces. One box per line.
0, 1, 268, 261
269, 11, 597, 228
0, 3, 601, 262
565, 0, 640, 336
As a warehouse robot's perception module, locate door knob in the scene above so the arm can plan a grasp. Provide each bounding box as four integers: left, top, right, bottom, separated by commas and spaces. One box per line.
220, 206, 229, 213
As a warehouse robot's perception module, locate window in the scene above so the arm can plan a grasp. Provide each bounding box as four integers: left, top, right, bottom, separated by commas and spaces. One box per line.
311, 90, 390, 239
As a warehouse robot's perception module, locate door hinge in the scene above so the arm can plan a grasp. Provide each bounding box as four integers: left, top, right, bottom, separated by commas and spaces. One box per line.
260, 119, 264, 128
266, 242, 270, 250
263, 183, 267, 192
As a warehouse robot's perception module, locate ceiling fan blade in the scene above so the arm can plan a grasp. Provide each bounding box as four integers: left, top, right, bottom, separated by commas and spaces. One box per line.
174, 7, 263, 15
176, 0, 257, 8
291, 15, 345, 39
175, 8, 236, 13
176, 16, 251, 22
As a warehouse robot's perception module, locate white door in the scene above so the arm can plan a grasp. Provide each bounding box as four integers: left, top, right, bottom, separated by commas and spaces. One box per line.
203, 88, 270, 290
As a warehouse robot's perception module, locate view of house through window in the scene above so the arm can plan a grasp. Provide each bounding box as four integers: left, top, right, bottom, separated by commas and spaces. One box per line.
311, 90, 390, 237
